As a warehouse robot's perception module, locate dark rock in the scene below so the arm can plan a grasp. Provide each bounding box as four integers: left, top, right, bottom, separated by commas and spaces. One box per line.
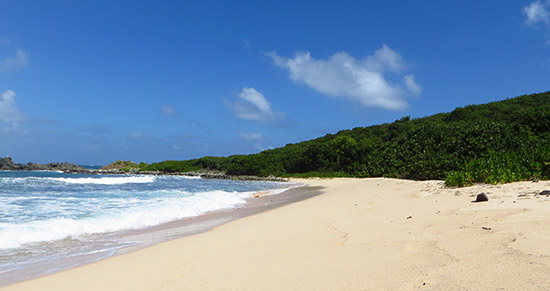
0, 156, 89, 173
0, 156, 18, 170
26, 162, 48, 171
475, 193, 489, 202
0, 156, 14, 167
540, 190, 550, 196
43, 162, 88, 172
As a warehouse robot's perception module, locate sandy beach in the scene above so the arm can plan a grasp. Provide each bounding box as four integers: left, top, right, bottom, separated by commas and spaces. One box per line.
3, 177, 550, 290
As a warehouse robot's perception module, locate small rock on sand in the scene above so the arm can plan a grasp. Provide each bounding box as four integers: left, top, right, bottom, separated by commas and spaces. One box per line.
540, 190, 550, 196
475, 193, 489, 202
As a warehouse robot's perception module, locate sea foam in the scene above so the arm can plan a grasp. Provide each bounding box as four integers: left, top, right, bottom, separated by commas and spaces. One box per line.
0, 190, 247, 249
52, 176, 156, 185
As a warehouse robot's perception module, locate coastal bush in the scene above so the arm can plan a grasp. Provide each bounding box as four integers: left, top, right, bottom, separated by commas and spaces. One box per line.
444, 171, 472, 187
444, 147, 550, 187
141, 160, 201, 173
102, 160, 141, 171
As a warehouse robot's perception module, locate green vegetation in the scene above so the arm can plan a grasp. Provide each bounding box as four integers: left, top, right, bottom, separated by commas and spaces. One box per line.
141, 160, 200, 173
140, 92, 550, 187
102, 160, 149, 172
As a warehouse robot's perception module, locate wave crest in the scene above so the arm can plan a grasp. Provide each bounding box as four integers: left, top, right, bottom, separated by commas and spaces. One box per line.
0, 190, 247, 249
52, 176, 156, 185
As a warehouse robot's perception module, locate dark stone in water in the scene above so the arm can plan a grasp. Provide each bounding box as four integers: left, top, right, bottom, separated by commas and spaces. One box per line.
475, 193, 489, 202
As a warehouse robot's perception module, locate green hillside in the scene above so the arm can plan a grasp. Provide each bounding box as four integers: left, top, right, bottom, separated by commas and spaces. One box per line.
142, 92, 550, 186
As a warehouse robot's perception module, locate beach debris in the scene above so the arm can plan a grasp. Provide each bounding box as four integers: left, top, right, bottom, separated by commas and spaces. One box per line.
475, 193, 489, 202
406, 215, 413, 219
540, 190, 550, 196
482, 226, 492, 230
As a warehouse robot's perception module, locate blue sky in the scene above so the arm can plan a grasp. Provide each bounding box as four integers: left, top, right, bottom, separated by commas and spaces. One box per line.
1, 0, 549, 165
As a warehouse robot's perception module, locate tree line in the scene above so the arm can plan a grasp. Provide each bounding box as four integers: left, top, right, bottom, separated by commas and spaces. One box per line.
141, 92, 550, 186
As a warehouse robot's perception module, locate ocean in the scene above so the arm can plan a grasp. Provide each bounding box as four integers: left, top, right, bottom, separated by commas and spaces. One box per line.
0, 171, 295, 286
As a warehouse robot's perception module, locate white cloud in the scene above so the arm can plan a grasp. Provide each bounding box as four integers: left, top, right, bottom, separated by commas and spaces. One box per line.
266, 45, 420, 110
229, 87, 283, 122
0, 49, 29, 72
0, 90, 26, 123
161, 105, 179, 116
256, 144, 274, 152
403, 74, 421, 96
240, 132, 263, 140
239, 88, 272, 115
524, 1, 550, 26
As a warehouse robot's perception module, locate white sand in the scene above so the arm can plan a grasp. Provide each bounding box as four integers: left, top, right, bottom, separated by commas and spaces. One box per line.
3, 178, 550, 290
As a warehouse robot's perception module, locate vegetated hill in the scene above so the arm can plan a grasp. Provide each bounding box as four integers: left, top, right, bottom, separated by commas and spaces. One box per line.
142, 91, 550, 186
102, 160, 149, 172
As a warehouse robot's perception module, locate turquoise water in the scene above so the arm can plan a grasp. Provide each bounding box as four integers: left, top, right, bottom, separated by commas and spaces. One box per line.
0, 171, 291, 285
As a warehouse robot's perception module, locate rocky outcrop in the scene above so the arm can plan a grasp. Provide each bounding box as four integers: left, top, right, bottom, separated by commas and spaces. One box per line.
42, 162, 89, 172
0, 157, 22, 170
0, 157, 89, 173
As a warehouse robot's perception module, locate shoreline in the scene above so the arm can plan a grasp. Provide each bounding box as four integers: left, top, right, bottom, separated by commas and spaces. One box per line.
105, 183, 323, 256
0, 183, 321, 287
3, 178, 550, 290
0, 168, 290, 183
